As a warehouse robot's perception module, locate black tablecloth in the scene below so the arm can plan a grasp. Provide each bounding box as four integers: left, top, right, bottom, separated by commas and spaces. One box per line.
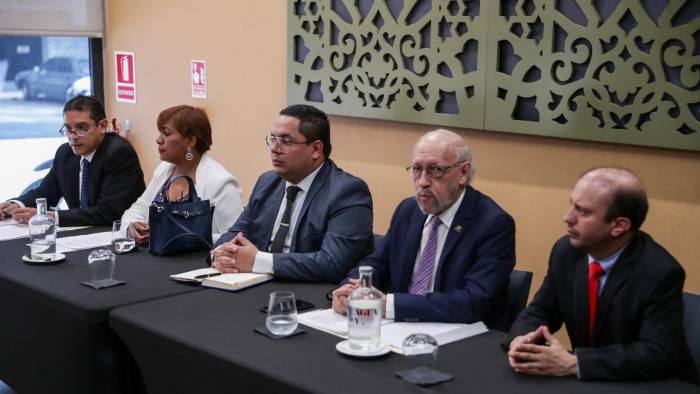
0, 227, 209, 394
109, 281, 699, 394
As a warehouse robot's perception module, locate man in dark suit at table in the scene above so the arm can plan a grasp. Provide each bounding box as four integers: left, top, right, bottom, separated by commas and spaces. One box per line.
331, 129, 516, 328
0, 95, 145, 227
507, 167, 698, 383
211, 104, 373, 283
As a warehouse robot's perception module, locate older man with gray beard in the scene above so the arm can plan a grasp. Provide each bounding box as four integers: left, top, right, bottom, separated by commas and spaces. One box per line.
332, 129, 516, 328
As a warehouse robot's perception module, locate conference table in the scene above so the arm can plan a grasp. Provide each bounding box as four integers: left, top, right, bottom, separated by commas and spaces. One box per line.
0, 226, 209, 394
109, 281, 699, 394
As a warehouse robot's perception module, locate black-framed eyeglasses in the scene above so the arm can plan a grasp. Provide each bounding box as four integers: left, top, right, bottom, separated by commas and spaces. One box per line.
265, 134, 311, 153
406, 161, 466, 179
59, 122, 97, 137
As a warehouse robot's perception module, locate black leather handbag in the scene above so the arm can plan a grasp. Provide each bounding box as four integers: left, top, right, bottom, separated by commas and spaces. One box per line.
148, 175, 214, 256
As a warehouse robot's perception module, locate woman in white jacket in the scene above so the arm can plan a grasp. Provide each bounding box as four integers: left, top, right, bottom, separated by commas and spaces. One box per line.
121, 105, 243, 245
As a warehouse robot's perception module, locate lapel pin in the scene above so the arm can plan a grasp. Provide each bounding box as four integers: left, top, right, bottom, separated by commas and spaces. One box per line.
453, 225, 463, 233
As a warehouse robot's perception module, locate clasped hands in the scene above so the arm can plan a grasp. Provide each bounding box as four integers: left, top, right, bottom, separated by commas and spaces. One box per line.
508, 325, 577, 377
331, 279, 387, 317
211, 232, 258, 273
0, 202, 53, 224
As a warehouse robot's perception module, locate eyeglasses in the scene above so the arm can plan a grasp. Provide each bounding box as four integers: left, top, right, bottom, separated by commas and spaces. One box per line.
265, 134, 310, 153
406, 161, 466, 179
59, 122, 97, 137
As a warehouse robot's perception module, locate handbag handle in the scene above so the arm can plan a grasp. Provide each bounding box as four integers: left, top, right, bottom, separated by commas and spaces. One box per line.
160, 205, 212, 250
162, 174, 200, 202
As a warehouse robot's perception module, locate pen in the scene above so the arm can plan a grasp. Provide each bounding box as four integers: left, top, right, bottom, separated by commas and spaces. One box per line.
194, 272, 222, 280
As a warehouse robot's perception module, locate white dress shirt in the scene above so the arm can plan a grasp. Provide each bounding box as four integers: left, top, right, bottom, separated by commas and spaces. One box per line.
385, 188, 466, 320
252, 162, 324, 274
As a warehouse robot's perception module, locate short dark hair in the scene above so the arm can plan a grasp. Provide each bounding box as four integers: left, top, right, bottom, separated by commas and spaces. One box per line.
63, 95, 106, 123
605, 186, 648, 232
279, 104, 331, 157
157, 105, 213, 154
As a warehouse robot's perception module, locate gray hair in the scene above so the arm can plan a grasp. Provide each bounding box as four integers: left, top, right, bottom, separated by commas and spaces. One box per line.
416, 129, 477, 183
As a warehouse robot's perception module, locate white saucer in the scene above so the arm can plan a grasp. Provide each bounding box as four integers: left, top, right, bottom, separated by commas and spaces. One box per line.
336, 340, 390, 357
22, 253, 66, 265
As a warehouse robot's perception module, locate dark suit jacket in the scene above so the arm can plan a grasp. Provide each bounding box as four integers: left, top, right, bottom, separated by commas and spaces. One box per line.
15, 134, 145, 227
509, 232, 698, 383
216, 159, 373, 283
343, 186, 516, 328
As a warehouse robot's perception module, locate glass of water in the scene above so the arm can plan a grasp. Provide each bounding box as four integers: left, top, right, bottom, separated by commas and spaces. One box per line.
402, 333, 439, 368
88, 248, 116, 286
111, 220, 135, 253
265, 291, 298, 336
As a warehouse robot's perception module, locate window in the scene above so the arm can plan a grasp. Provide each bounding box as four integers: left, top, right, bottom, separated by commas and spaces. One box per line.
0, 35, 103, 201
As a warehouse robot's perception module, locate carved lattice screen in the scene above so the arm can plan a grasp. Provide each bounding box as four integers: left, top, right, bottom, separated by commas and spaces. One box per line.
288, 0, 700, 151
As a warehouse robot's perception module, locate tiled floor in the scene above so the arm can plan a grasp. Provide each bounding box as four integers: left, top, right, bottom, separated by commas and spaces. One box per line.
0, 380, 15, 394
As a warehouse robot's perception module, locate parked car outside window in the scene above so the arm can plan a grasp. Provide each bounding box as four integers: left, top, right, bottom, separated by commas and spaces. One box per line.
14, 57, 90, 102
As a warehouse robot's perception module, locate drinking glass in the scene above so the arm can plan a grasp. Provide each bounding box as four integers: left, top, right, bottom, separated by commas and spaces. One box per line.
265, 291, 298, 336
402, 333, 439, 368
111, 220, 135, 253
88, 248, 116, 286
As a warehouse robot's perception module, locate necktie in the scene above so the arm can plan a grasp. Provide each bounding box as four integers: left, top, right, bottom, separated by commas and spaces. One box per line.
409, 216, 442, 295
269, 186, 301, 253
80, 159, 90, 209
587, 261, 605, 345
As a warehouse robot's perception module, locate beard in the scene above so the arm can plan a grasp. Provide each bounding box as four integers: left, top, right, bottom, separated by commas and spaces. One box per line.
415, 187, 457, 215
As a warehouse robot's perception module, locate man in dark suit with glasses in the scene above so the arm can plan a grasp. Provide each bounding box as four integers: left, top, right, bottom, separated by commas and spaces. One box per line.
211, 104, 373, 283
1, 95, 145, 226
332, 129, 516, 328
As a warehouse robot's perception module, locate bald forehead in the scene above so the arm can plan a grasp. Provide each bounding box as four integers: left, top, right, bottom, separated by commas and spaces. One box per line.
580, 168, 642, 191
413, 130, 464, 161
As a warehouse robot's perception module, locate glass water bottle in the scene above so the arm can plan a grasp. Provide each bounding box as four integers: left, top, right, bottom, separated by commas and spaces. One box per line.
28, 198, 56, 261
347, 266, 383, 351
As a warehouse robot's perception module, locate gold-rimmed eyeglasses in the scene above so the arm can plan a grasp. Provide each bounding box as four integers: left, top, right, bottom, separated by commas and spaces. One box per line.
405, 161, 466, 179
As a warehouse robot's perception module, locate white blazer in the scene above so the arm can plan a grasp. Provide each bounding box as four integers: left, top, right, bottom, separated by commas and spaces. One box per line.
120, 153, 243, 242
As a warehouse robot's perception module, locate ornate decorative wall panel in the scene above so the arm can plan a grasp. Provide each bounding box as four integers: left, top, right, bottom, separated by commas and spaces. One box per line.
288, 0, 700, 151
287, 0, 488, 129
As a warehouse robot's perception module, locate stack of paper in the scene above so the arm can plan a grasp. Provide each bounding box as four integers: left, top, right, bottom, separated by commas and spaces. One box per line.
298, 308, 488, 354
55, 231, 112, 253
0, 224, 90, 242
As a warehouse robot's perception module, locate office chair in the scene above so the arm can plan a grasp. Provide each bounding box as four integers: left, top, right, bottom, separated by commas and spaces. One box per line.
506, 269, 533, 331
683, 291, 700, 381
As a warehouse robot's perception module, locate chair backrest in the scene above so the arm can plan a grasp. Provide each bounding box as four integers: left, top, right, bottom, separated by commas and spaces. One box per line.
507, 269, 533, 331
683, 292, 700, 381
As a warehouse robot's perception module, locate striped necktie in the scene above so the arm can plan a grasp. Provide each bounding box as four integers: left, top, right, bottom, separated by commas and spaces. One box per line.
409, 216, 442, 295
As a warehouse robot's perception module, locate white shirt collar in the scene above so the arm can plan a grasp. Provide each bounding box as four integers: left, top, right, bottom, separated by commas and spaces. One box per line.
285, 162, 324, 193
587, 243, 628, 273
82, 150, 96, 162
424, 187, 466, 229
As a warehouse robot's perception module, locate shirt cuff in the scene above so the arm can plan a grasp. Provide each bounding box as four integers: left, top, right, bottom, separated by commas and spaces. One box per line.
574, 349, 581, 378
53, 211, 60, 227
8, 199, 25, 208
385, 293, 395, 320
252, 251, 274, 274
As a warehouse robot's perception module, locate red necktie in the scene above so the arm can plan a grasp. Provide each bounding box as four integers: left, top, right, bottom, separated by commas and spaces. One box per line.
587, 261, 604, 345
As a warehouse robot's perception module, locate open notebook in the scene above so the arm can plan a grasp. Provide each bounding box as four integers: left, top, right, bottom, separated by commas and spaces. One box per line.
171, 268, 272, 291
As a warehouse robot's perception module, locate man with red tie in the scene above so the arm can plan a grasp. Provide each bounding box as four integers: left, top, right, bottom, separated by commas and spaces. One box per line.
332, 129, 516, 329
507, 167, 698, 383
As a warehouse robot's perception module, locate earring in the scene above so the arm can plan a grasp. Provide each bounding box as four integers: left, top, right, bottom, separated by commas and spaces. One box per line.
185, 146, 193, 161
